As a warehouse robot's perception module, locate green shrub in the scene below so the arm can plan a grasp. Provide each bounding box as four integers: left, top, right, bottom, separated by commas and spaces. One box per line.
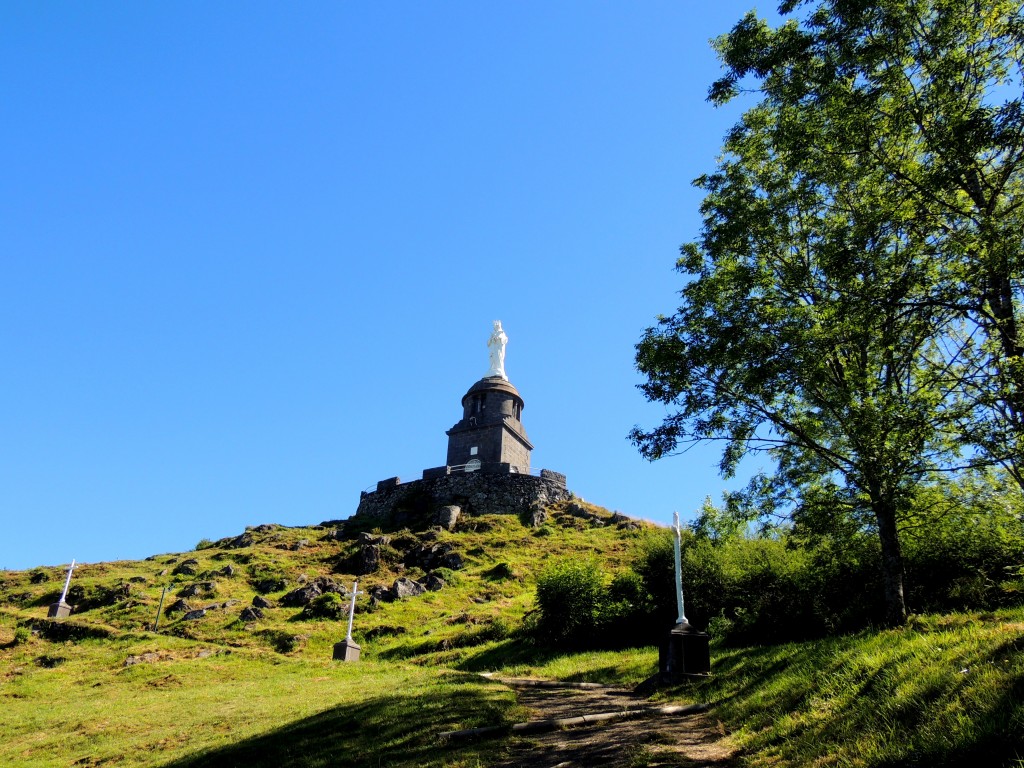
533, 559, 605, 647
302, 592, 346, 620
194, 538, 216, 551
12, 626, 30, 645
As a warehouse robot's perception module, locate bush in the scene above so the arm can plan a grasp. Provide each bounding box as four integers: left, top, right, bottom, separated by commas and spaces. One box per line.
533, 559, 605, 647
302, 592, 346, 620
194, 538, 216, 551
13, 626, 30, 645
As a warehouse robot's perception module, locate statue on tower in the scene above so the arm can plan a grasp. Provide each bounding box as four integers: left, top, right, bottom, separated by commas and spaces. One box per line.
486, 320, 508, 380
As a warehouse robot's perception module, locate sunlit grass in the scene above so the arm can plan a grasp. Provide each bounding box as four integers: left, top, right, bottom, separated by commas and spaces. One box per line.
3, 512, 1023, 767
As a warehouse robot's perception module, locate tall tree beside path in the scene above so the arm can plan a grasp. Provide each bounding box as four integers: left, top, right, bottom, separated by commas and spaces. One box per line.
711, 0, 1024, 481
633, 0, 1024, 625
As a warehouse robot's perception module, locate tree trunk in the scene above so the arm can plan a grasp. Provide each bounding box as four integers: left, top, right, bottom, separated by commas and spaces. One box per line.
871, 492, 907, 626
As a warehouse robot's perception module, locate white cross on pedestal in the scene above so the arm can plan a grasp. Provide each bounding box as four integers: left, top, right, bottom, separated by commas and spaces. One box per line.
334, 581, 365, 662
672, 512, 690, 628
345, 581, 364, 643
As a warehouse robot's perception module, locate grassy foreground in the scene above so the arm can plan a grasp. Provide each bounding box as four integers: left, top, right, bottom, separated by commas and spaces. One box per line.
491, 607, 1024, 768
2, 507, 1023, 766
0, 622, 524, 768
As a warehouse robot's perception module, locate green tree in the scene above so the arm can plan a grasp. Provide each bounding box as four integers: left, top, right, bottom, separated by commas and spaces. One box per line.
710, 0, 1024, 482
630, 0, 1024, 625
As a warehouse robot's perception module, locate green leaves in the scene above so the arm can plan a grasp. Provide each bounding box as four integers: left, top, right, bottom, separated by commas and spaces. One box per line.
636, 0, 1024, 625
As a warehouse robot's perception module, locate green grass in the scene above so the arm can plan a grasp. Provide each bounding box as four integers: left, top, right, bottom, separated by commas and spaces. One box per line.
477, 609, 1024, 768
0, 617, 524, 767
3, 506, 1024, 767
0, 504, 638, 767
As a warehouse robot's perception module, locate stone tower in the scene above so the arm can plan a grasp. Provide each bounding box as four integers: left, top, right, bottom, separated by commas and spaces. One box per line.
354, 320, 568, 523
445, 375, 533, 472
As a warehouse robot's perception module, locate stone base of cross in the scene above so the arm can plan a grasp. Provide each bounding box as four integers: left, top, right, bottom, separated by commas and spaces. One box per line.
659, 624, 711, 682
333, 638, 361, 662
47, 600, 72, 619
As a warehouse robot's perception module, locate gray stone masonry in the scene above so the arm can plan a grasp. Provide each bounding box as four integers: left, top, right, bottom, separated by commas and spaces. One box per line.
446, 376, 533, 471
356, 468, 569, 524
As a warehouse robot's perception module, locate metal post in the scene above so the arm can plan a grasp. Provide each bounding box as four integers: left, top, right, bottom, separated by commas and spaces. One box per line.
153, 585, 169, 631
673, 512, 689, 627
58, 560, 76, 604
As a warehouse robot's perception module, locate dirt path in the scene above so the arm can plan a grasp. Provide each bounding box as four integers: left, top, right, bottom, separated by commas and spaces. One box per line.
487, 678, 738, 768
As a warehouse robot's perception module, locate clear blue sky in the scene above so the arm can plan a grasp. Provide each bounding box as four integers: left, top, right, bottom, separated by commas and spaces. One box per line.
1, 2, 783, 570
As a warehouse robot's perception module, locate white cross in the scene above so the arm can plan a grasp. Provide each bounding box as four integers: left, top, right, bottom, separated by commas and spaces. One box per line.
673, 512, 689, 627
345, 581, 365, 643
58, 560, 77, 604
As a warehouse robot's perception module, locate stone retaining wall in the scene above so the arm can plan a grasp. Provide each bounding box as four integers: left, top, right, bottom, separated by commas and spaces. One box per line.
355, 468, 570, 525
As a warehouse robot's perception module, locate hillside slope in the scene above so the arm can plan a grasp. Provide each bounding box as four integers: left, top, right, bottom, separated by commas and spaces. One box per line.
0, 500, 648, 767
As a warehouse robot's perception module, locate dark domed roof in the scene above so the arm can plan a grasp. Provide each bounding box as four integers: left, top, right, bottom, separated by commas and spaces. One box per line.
461, 376, 523, 405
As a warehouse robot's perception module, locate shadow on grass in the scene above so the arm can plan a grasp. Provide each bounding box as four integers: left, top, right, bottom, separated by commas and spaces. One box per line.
691, 629, 1024, 768
452, 637, 565, 672
158, 673, 516, 768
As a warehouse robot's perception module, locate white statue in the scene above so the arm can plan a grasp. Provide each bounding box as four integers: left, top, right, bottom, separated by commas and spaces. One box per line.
486, 320, 508, 380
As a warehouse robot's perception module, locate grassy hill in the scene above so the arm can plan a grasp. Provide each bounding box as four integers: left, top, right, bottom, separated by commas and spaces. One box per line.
2, 500, 1023, 767
0, 500, 648, 767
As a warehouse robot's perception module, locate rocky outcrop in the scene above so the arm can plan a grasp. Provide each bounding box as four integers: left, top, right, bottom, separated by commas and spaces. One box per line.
436, 505, 460, 531
279, 577, 346, 607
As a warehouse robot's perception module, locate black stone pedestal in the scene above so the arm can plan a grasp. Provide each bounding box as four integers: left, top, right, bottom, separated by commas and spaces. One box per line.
333, 638, 361, 662
659, 624, 710, 683
47, 601, 72, 619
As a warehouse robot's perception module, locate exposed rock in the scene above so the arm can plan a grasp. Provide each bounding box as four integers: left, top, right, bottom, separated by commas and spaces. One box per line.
251, 524, 277, 533
322, 527, 346, 542
564, 501, 606, 526
129, 576, 148, 584
338, 540, 384, 576
435, 505, 460, 531
291, 539, 310, 551
391, 577, 426, 600
177, 582, 215, 598
358, 531, 391, 546
173, 559, 200, 576
528, 503, 548, 528
297, 574, 309, 584
125, 652, 161, 666
240, 606, 264, 622
221, 599, 241, 609
253, 578, 287, 594
313, 576, 346, 595
218, 565, 236, 577
252, 595, 274, 609
226, 532, 255, 548
182, 609, 207, 621
424, 573, 446, 592
440, 551, 465, 570
279, 577, 343, 606
405, 542, 464, 571
165, 599, 191, 615
281, 584, 322, 607
157, 569, 169, 577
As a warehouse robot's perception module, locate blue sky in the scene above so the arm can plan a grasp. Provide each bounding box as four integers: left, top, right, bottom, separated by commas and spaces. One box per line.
1, 2, 783, 570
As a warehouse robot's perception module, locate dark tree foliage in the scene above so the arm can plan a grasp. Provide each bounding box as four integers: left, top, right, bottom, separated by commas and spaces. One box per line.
633, 0, 1024, 625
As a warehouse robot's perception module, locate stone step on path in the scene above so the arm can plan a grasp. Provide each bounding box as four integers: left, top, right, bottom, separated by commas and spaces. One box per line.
442, 676, 737, 768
